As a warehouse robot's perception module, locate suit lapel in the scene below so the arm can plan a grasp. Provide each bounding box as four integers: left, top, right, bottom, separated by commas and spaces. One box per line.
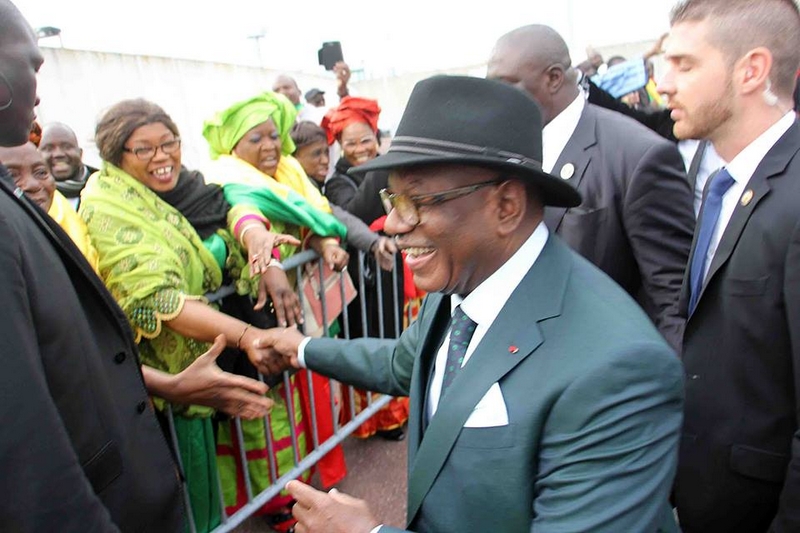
406, 293, 451, 460
691, 123, 800, 315
543, 105, 597, 231
405, 237, 570, 523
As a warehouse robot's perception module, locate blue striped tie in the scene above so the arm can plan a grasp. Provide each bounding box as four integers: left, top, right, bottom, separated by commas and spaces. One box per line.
440, 306, 477, 397
688, 168, 736, 315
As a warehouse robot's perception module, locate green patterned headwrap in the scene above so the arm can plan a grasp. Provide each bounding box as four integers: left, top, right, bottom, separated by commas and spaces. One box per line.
203, 91, 298, 159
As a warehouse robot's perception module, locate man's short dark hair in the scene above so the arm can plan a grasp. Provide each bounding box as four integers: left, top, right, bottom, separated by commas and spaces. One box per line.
670, 0, 800, 97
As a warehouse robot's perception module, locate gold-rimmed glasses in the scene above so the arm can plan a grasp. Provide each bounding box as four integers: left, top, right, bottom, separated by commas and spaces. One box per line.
379, 178, 504, 226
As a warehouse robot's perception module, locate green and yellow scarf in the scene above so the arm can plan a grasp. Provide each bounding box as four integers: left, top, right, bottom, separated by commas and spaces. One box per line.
80, 163, 225, 416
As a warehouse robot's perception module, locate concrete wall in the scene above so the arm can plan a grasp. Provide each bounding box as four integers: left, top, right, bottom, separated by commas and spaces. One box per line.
35, 48, 338, 174
34, 38, 663, 173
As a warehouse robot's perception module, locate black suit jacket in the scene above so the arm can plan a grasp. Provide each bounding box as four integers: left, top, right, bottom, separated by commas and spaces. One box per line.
0, 174, 185, 532
587, 79, 677, 142
674, 120, 800, 533
544, 103, 695, 351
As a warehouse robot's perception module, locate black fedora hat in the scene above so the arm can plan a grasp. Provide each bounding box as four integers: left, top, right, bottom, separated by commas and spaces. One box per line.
350, 75, 581, 207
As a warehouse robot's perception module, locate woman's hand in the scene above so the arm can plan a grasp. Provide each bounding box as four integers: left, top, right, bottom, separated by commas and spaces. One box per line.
149, 335, 274, 419
322, 243, 349, 272
309, 235, 349, 271
242, 224, 300, 277
254, 266, 303, 327
371, 236, 397, 272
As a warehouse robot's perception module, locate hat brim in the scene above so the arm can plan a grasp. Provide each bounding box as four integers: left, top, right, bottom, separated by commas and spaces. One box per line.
350, 151, 581, 208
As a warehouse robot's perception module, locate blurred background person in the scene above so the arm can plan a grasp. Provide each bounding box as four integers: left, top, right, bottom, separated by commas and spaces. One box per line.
305, 88, 326, 108
39, 122, 97, 209
273, 62, 351, 126
321, 96, 411, 441
292, 119, 396, 271
0, 138, 99, 270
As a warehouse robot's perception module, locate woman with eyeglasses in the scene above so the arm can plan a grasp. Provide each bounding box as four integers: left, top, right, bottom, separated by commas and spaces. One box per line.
79, 98, 307, 533
292, 120, 397, 271
203, 92, 351, 532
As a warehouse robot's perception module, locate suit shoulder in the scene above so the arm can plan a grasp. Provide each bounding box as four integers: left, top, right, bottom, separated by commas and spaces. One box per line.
588, 104, 677, 152
560, 244, 668, 345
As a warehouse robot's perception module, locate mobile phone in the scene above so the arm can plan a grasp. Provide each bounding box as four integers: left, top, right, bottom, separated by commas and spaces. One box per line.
318, 41, 344, 71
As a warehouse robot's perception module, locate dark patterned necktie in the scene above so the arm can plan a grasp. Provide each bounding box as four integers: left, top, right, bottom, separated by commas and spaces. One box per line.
440, 305, 477, 397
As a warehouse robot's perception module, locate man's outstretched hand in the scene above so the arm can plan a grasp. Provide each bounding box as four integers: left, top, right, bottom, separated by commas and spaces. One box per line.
288, 480, 380, 533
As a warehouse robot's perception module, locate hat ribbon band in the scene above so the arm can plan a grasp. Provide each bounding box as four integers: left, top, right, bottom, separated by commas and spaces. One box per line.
389, 135, 542, 170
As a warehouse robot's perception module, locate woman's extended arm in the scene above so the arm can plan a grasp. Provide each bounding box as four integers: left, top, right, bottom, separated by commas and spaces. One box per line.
165, 300, 285, 376
141, 335, 273, 419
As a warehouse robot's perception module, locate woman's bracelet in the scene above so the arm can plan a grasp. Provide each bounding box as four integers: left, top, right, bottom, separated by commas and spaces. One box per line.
236, 323, 252, 350
234, 214, 267, 237
238, 224, 261, 248
267, 258, 283, 270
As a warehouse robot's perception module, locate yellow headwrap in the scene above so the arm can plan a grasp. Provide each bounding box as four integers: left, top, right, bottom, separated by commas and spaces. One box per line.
203, 91, 298, 159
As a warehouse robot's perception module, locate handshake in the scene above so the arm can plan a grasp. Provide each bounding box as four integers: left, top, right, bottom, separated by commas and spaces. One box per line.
240, 325, 309, 377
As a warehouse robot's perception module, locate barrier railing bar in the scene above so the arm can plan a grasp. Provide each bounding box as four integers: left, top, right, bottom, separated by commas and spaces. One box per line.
166, 404, 199, 533
210, 394, 392, 533
282, 371, 302, 466
233, 417, 254, 501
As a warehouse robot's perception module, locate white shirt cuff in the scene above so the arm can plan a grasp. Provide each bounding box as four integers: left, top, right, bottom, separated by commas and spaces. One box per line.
369, 526, 384, 533
297, 336, 312, 368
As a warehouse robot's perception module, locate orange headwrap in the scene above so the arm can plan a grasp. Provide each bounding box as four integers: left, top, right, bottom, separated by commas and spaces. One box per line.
321, 96, 381, 146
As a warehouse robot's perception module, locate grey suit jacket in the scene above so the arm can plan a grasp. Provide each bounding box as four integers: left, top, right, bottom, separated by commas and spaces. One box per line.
674, 121, 800, 533
0, 176, 185, 532
306, 236, 684, 532
544, 104, 695, 352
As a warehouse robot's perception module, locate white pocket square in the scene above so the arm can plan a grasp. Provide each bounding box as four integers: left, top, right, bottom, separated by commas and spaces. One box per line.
463, 382, 509, 428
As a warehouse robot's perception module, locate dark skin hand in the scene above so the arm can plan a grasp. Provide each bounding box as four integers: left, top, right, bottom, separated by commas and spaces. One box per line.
142, 335, 273, 419
256, 266, 303, 327
371, 235, 397, 272
241, 224, 302, 325
255, 326, 305, 374
308, 235, 349, 271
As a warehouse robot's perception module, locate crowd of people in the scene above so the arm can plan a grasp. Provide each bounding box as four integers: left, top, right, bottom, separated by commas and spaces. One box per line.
1, 0, 800, 532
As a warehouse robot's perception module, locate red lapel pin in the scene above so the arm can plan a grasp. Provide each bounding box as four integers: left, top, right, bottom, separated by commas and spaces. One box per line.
508, 345, 519, 354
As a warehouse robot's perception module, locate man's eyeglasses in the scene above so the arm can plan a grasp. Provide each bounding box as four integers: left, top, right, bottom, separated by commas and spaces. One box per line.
123, 139, 181, 161
379, 178, 504, 226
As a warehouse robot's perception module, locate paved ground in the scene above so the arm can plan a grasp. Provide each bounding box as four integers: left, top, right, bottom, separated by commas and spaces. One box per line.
235, 432, 408, 532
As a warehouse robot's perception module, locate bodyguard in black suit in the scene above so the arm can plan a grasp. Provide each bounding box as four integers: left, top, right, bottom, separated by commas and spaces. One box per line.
488, 25, 696, 351
0, 3, 185, 530
658, 0, 800, 531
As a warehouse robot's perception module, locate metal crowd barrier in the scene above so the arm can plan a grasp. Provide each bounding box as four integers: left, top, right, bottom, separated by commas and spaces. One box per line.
167, 249, 411, 533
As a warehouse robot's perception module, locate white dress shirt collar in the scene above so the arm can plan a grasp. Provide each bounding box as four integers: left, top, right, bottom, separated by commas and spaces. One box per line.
701, 111, 795, 281
429, 222, 549, 419
724, 112, 796, 186
451, 222, 549, 323
542, 92, 585, 174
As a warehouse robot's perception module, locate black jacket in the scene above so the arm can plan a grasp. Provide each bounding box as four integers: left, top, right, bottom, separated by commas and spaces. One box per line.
0, 172, 185, 532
